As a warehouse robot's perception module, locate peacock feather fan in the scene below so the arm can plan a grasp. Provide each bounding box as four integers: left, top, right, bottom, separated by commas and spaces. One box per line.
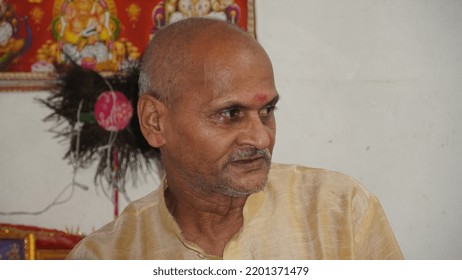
38, 63, 160, 199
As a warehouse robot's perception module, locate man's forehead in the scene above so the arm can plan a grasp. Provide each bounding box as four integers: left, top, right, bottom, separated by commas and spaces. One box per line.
254, 93, 270, 103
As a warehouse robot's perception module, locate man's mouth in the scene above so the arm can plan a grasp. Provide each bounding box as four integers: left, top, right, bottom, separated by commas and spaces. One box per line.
226, 148, 272, 172
229, 156, 270, 173
229, 148, 271, 162
233, 155, 264, 164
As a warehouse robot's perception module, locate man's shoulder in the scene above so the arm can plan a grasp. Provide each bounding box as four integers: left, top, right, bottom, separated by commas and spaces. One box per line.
67, 189, 164, 259
96, 188, 163, 232
265, 163, 403, 259
122, 187, 163, 215
268, 162, 373, 200
269, 162, 364, 184
267, 163, 375, 228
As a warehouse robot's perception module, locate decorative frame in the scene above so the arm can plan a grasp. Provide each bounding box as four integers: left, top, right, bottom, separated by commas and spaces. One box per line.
0, 228, 36, 260
36, 249, 71, 260
0, 0, 255, 92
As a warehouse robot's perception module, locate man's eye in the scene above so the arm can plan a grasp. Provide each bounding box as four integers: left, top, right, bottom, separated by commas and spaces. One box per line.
260, 105, 276, 117
220, 108, 240, 118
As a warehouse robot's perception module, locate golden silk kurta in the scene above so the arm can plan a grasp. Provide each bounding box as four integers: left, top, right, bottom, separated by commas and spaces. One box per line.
67, 163, 403, 259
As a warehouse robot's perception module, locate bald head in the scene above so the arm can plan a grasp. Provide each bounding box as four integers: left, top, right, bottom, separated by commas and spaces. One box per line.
138, 18, 270, 108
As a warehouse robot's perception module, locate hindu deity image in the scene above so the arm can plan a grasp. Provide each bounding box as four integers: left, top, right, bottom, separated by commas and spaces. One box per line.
152, 0, 241, 33
0, 0, 31, 70
33, 0, 141, 72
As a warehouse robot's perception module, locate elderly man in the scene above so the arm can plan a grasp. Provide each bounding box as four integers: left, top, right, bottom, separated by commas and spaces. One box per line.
67, 18, 403, 259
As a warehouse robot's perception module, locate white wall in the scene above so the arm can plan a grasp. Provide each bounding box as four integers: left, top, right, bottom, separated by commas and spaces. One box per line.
1, 0, 461, 259
0, 91, 161, 234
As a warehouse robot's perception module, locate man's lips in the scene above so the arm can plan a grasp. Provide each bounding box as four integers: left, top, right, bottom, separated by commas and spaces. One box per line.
230, 156, 267, 170
233, 156, 263, 163
227, 148, 272, 167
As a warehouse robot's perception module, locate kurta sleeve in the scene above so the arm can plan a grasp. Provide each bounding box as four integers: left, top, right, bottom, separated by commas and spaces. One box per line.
353, 196, 404, 259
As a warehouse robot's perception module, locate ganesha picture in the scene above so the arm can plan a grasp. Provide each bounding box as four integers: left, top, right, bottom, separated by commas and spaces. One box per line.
32, 0, 141, 72
0, 0, 251, 78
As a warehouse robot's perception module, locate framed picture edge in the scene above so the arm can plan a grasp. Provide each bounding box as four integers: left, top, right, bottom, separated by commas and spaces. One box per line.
0, 0, 256, 92
0, 228, 36, 260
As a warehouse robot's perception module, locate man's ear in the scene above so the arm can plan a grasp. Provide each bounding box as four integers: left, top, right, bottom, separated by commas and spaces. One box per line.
137, 94, 167, 148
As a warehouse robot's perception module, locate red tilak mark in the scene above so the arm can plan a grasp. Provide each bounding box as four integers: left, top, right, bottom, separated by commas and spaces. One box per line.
254, 94, 268, 104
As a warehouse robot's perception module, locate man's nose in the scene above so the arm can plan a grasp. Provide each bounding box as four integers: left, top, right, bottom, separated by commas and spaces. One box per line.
237, 114, 273, 150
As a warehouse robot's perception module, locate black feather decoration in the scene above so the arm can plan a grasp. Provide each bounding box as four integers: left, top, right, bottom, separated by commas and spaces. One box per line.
38, 62, 161, 197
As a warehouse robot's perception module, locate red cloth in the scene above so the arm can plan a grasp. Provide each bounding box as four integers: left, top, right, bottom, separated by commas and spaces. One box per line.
0, 223, 84, 250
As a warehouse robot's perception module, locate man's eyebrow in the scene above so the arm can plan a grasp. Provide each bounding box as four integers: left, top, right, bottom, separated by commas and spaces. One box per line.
260, 94, 280, 108
269, 94, 280, 105
212, 93, 280, 110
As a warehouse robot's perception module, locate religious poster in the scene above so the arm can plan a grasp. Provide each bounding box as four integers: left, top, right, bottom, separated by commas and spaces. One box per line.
0, 0, 255, 91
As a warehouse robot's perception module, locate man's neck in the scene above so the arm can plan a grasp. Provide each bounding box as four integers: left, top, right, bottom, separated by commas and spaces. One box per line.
164, 181, 248, 257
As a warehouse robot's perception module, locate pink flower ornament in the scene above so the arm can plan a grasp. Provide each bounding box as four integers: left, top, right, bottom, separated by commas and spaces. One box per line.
94, 90, 133, 131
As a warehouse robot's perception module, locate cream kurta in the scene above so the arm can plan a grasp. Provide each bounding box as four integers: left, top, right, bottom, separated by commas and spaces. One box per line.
67, 163, 403, 259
